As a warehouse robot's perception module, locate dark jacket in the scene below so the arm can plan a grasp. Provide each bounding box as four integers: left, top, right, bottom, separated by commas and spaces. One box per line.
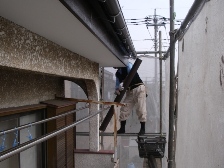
115, 66, 143, 87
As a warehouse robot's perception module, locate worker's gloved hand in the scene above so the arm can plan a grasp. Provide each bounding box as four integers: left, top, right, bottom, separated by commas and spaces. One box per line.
119, 82, 124, 91
114, 89, 120, 95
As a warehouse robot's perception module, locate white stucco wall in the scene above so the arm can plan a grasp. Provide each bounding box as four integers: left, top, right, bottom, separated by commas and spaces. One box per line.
176, 0, 224, 167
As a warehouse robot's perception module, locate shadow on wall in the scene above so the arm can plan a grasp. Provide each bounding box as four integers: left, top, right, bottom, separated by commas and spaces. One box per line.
64, 80, 89, 149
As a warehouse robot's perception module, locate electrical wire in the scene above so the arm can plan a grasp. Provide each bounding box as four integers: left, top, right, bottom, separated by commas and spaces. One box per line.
164, 25, 170, 44
124, 14, 183, 52
146, 27, 153, 40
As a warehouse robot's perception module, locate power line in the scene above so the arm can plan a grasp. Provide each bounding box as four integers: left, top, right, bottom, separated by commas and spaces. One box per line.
125, 16, 183, 26
133, 38, 169, 41
146, 27, 153, 40
122, 7, 192, 11
125, 13, 181, 52
163, 25, 170, 43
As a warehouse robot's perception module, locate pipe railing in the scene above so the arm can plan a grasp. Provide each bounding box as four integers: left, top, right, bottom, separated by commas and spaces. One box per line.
0, 105, 89, 136
0, 106, 110, 162
136, 51, 167, 55
76, 132, 167, 137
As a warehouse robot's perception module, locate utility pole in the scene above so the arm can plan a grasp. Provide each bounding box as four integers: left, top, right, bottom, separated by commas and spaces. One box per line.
159, 31, 163, 136
153, 9, 159, 132
154, 9, 158, 59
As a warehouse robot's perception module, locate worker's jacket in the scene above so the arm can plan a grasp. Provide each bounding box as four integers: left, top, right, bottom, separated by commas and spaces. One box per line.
115, 65, 143, 89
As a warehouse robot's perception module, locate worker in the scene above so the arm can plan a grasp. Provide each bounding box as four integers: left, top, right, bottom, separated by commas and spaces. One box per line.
114, 62, 147, 135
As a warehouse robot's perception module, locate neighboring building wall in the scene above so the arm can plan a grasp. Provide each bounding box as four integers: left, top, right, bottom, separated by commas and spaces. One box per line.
176, 0, 224, 167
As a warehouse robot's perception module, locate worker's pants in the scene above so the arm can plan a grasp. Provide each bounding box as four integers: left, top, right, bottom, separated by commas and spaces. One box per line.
119, 85, 147, 122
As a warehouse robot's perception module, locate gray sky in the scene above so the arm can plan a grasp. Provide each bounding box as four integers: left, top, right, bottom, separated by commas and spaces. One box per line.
118, 0, 194, 52
106, 0, 195, 81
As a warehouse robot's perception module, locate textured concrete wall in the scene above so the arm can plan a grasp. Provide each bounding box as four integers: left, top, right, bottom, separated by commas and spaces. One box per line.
0, 16, 99, 89
0, 14, 100, 156
176, 0, 224, 167
0, 17, 99, 107
0, 67, 64, 108
75, 153, 114, 168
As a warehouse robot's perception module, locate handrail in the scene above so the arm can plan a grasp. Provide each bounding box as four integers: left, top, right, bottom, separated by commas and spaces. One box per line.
77, 132, 167, 137
0, 105, 89, 136
0, 106, 110, 162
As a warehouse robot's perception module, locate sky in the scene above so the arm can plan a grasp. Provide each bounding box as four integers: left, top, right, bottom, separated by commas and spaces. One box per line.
106, 0, 195, 81
118, 0, 195, 52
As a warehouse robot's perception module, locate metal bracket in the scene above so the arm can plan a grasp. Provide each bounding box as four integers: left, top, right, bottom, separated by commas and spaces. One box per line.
169, 29, 178, 39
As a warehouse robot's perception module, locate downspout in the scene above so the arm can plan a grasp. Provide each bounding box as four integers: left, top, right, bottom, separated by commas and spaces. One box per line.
168, 0, 175, 167
176, 0, 207, 39
167, 0, 207, 167
98, 0, 136, 58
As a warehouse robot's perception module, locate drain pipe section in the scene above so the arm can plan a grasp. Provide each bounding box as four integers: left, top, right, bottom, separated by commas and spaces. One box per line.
167, 0, 207, 167
164, 0, 207, 59
167, 0, 175, 167
175, 0, 207, 39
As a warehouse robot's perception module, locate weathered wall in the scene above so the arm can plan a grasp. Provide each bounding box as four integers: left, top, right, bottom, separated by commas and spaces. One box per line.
0, 67, 64, 108
176, 0, 224, 167
0, 13, 106, 168
75, 153, 114, 168
0, 16, 99, 108
0, 16, 99, 82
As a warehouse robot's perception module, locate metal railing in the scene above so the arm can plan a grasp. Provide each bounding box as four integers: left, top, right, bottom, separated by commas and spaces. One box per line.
0, 106, 110, 162
77, 132, 167, 137
0, 105, 89, 136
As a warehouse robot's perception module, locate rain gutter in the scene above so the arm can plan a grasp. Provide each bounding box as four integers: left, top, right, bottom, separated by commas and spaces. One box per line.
60, 0, 136, 66
98, 0, 136, 58
164, 0, 207, 59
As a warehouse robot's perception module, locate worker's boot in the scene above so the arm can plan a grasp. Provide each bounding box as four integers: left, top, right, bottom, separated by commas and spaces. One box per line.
138, 122, 145, 135
117, 120, 126, 134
